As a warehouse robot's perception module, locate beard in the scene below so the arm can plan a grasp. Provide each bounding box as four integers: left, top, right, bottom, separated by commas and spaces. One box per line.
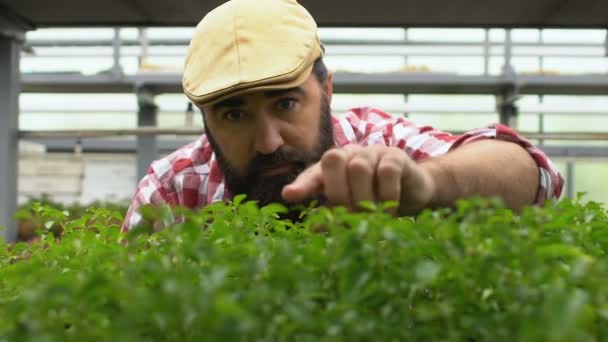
205, 94, 335, 222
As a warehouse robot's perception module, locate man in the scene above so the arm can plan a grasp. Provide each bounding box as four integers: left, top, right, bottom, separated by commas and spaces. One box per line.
121, 0, 563, 231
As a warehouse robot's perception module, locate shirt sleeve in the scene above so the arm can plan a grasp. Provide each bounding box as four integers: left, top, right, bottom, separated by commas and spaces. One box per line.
346, 107, 564, 204
120, 166, 175, 232
447, 123, 564, 203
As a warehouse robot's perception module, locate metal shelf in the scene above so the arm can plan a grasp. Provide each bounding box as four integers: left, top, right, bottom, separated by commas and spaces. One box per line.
21, 137, 608, 159
17, 128, 608, 141
20, 71, 608, 96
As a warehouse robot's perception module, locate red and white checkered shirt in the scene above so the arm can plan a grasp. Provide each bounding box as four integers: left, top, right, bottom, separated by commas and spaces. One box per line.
121, 106, 564, 231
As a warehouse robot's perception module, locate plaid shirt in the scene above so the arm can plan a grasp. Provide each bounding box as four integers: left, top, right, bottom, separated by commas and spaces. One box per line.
122, 106, 564, 231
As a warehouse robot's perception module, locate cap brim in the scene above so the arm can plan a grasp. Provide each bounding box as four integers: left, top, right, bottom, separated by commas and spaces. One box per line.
187, 62, 315, 107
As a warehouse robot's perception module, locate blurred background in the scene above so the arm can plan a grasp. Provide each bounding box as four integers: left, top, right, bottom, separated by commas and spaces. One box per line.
17, 27, 608, 205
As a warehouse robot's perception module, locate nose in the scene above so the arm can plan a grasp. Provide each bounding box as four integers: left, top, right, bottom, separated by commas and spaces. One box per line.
254, 115, 285, 154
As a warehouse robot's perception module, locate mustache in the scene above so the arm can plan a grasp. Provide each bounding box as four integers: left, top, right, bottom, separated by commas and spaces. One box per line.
247, 148, 307, 176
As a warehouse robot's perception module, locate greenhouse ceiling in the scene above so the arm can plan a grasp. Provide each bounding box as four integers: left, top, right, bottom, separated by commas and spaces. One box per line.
1, 0, 607, 28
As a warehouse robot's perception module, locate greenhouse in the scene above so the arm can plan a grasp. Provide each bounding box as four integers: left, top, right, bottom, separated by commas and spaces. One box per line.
1, 0, 608, 339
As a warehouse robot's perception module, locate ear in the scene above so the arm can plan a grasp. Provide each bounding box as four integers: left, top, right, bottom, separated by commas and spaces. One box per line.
198, 104, 208, 132
323, 71, 334, 104
197, 104, 207, 120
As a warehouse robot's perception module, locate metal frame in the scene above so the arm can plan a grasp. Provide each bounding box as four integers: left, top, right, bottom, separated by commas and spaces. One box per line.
135, 87, 158, 181
3, 0, 608, 28
0, 34, 21, 242
3, 26, 608, 242
17, 129, 608, 141
0, 9, 32, 242
17, 107, 608, 116
20, 138, 608, 160
24, 37, 608, 48
19, 72, 608, 95
605, 30, 608, 57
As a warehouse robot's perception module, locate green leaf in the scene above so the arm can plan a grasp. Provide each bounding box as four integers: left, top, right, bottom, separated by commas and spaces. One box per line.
261, 203, 288, 216
3, 195, 608, 341
415, 260, 441, 284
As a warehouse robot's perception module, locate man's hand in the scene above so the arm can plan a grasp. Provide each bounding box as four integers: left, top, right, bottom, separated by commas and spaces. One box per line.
281, 144, 436, 215
283, 140, 542, 215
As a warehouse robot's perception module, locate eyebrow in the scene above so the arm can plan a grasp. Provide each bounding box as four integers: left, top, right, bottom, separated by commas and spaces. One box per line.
211, 97, 246, 111
211, 86, 306, 111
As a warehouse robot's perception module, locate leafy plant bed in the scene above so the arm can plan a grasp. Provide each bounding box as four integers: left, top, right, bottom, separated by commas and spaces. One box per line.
15, 197, 127, 242
1, 197, 607, 341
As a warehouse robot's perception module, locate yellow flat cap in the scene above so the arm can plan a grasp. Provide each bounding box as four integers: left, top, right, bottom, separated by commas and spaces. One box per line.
183, 0, 324, 105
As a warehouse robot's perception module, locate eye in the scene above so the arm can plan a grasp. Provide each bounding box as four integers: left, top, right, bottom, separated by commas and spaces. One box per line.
276, 98, 297, 111
222, 110, 247, 122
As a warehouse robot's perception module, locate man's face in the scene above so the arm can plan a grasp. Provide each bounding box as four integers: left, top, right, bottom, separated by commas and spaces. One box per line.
201, 73, 335, 218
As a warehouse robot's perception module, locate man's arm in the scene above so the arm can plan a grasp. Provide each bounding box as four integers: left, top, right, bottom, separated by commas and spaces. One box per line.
284, 107, 563, 215
410, 139, 539, 214
282, 139, 549, 216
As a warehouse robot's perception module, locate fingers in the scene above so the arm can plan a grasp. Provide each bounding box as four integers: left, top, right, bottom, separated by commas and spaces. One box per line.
347, 151, 380, 209
321, 147, 353, 208
282, 144, 423, 216
281, 163, 323, 202
322, 144, 387, 209
376, 151, 407, 215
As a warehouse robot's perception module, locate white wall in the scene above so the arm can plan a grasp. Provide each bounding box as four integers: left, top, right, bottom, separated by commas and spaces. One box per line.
18, 152, 136, 205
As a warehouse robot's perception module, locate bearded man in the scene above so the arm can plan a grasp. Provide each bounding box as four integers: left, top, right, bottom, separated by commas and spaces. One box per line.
121, 0, 563, 231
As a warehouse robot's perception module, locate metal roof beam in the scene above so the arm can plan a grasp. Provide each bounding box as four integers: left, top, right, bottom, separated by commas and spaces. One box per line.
20, 138, 608, 159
